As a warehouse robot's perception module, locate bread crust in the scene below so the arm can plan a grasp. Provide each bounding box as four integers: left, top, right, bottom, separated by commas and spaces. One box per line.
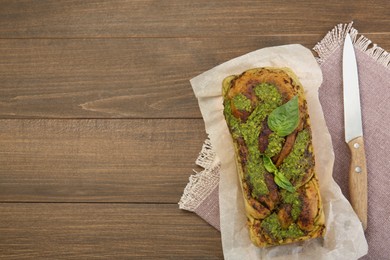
223, 67, 325, 247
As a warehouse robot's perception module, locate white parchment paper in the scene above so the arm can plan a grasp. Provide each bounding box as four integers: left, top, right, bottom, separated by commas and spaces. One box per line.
190, 44, 368, 260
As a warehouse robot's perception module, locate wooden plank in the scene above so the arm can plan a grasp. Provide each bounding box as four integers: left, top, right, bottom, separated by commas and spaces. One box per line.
0, 203, 223, 259
1, 35, 389, 119
0, 36, 317, 118
0, 119, 207, 203
0, 0, 388, 38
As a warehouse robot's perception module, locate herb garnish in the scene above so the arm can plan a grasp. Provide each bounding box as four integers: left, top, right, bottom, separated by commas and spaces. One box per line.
268, 95, 299, 137
263, 155, 295, 192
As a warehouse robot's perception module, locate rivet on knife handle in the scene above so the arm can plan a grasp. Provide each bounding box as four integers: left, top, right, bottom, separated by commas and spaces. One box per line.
348, 136, 367, 230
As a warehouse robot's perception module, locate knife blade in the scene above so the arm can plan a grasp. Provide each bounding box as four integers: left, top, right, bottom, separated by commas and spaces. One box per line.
342, 33, 368, 230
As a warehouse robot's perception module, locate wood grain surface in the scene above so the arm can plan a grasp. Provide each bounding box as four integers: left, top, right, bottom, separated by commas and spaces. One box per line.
0, 119, 206, 203
0, 36, 314, 119
0, 0, 389, 259
0, 0, 388, 38
1, 35, 389, 118
0, 203, 223, 259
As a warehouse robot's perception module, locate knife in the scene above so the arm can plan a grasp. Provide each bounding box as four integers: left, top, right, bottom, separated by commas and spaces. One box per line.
342, 33, 368, 231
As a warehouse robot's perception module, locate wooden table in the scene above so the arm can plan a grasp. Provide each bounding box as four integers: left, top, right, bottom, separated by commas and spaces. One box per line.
0, 1, 388, 259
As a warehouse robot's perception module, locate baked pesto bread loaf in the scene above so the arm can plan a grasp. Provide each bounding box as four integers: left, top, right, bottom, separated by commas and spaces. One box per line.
222, 67, 325, 247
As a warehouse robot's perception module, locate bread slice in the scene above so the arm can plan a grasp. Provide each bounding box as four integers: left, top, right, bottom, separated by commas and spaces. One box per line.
222, 67, 325, 247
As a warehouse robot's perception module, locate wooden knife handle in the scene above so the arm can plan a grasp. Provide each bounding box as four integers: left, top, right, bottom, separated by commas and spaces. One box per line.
348, 136, 368, 231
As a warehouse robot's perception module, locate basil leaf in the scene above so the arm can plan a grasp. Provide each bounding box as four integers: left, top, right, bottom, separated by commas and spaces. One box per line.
263, 155, 278, 173
263, 155, 295, 192
274, 172, 295, 193
268, 95, 299, 137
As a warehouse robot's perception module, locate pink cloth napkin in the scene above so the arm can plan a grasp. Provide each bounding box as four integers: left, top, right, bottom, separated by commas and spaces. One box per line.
179, 23, 390, 259
316, 25, 390, 260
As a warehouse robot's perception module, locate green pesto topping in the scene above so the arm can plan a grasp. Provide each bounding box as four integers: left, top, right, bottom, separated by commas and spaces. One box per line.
261, 213, 304, 240
265, 133, 285, 158
241, 86, 282, 146
281, 190, 302, 220
223, 100, 241, 138
246, 131, 269, 197
279, 129, 311, 184
223, 83, 283, 197
232, 93, 252, 112
255, 83, 283, 105
248, 156, 269, 198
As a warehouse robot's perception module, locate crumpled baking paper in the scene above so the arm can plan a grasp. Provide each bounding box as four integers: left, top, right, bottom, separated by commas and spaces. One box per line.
190, 44, 368, 260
